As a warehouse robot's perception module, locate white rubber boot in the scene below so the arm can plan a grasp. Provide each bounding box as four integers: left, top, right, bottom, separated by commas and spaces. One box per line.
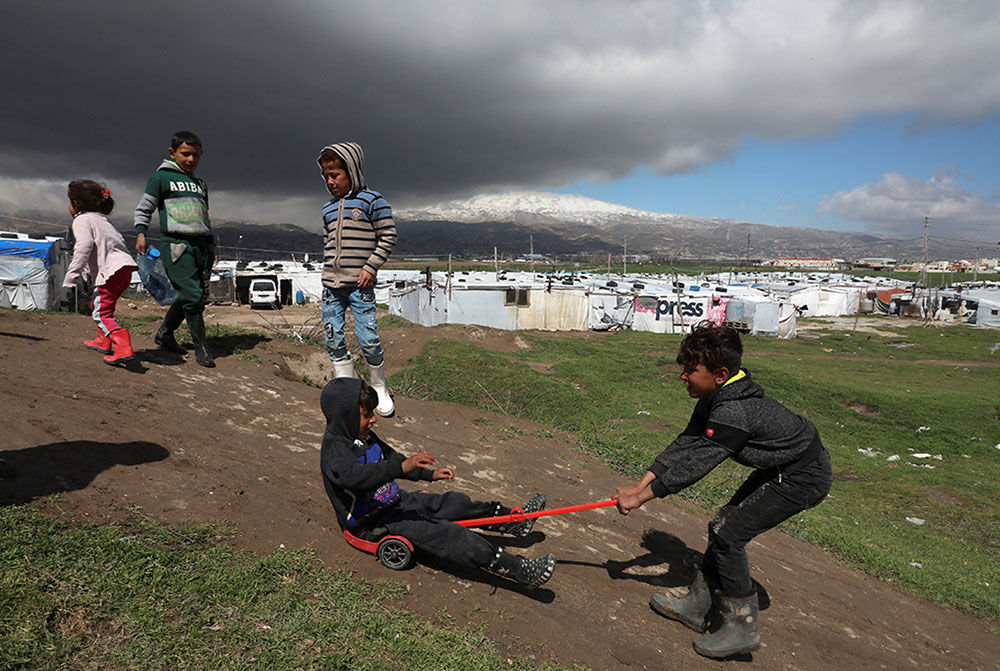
332, 359, 355, 379
367, 362, 395, 416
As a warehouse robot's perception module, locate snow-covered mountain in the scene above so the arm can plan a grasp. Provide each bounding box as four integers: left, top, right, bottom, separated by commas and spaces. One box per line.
391, 190, 961, 259
396, 191, 721, 229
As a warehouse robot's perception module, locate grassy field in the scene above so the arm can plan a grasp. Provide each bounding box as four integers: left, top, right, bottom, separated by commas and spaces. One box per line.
0, 507, 563, 671
5, 310, 997, 667
389, 318, 1000, 621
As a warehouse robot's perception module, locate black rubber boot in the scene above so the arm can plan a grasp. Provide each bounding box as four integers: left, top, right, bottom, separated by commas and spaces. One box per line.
649, 570, 712, 632
185, 311, 215, 368
155, 302, 187, 354
486, 548, 556, 589
693, 594, 760, 658
486, 493, 546, 537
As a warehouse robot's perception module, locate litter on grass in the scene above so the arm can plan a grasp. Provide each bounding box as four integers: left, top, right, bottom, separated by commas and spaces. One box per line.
909, 562, 923, 569
911, 453, 943, 460
887, 455, 900, 462
905, 517, 925, 525
916, 426, 931, 433
858, 448, 878, 457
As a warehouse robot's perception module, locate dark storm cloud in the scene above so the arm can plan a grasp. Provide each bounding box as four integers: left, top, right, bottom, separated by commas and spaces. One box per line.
2, 1, 999, 231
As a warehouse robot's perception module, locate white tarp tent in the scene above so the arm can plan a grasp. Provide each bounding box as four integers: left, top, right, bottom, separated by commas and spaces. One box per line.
589, 291, 635, 330
749, 301, 780, 336
632, 294, 712, 334
952, 287, 1000, 328
518, 288, 590, 331
390, 284, 448, 326
442, 287, 519, 330
0, 234, 69, 310
975, 299, 1000, 328
390, 281, 590, 331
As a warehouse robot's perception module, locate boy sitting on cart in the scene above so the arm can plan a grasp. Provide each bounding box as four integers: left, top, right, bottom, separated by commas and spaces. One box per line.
320, 377, 556, 588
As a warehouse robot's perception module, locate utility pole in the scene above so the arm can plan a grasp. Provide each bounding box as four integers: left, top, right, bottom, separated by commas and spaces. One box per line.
447, 253, 453, 298
919, 216, 929, 289
529, 235, 534, 274
973, 247, 980, 282
746, 233, 751, 270
493, 246, 499, 280
623, 235, 627, 276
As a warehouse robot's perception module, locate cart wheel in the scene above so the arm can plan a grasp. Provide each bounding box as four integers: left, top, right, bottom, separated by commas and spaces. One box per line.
377, 538, 412, 570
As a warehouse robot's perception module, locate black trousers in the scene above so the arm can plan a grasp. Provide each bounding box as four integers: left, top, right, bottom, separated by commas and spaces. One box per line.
362, 490, 505, 568
702, 449, 832, 597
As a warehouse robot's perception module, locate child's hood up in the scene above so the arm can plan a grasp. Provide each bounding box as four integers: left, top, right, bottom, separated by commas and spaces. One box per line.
156, 158, 194, 175
321, 378, 363, 446
317, 142, 367, 198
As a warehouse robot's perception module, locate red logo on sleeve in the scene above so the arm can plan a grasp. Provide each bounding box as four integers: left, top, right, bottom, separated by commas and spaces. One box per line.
705, 428, 715, 438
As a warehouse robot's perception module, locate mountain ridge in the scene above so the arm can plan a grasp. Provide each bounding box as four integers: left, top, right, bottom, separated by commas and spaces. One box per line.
1, 191, 984, 260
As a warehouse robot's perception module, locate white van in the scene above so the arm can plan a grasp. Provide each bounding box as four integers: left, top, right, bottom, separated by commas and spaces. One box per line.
249, 279, 280, 309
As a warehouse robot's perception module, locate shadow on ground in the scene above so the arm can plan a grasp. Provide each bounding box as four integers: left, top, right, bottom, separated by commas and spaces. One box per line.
0, 441, 170, 505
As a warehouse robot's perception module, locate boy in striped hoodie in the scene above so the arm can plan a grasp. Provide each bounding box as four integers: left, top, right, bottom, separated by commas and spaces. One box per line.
317, 142, 397, 416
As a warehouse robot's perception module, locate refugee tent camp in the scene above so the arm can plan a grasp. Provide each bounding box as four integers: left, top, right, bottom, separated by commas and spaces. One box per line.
388, 271, 803, 337
0, 233, 70, 310
388, 272, 591, 331
212, 261, 327, 306
958, 286, 1000, 328
974, 295, 1000, 328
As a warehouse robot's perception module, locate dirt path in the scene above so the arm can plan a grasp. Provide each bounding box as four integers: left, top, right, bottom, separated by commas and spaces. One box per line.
2, 306, 998, 670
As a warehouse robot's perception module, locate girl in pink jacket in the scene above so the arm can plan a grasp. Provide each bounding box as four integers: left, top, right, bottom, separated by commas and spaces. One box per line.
63, 180, 139, 365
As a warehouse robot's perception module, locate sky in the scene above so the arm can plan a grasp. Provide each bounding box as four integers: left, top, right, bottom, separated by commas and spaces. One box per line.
1, 0, 998, 243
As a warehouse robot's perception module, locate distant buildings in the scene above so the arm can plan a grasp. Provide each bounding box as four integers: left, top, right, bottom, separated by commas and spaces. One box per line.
854, 257, 897, 270
762, 257, 845, 271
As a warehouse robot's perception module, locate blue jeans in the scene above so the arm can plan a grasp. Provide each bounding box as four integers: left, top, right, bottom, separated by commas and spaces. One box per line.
322, 286, 384, 366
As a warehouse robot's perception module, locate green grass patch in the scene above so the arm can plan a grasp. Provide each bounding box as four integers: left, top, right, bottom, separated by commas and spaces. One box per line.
378, 314, 416, 329
0, 506, 564, 671
771, 317, 1000, 362
390, 326, 1000, 621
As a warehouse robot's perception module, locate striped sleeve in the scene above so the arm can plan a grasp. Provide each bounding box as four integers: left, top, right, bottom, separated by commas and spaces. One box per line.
363, 194, 396, 275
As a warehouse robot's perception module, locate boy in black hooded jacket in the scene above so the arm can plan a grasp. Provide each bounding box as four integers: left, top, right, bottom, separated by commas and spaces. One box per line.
320, 377, 556, 588
615, 324, 832, 658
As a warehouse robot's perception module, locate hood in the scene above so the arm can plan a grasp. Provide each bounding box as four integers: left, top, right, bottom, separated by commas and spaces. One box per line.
317, 142, 367, 198
320, 377, 362, 445
158, 158, 191, 175
714, 369, 763, 403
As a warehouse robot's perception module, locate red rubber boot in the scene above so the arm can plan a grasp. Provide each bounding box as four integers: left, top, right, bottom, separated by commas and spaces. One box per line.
84, 330, 112, 354
103, 329, 136, 366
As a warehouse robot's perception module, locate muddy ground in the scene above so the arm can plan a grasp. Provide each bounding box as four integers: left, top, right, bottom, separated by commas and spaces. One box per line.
2, 303, 998, 670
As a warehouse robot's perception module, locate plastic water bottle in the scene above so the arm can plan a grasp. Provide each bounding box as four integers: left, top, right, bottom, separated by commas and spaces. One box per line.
137, 246, 174, 303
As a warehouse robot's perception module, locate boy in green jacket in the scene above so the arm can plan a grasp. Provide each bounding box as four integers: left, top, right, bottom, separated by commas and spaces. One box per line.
134, 131, 216, 367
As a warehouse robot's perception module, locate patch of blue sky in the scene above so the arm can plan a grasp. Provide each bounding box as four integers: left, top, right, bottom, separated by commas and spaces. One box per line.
548, 114, 1000, 234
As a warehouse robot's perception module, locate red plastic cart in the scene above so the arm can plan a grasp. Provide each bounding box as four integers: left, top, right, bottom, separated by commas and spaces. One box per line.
343, 497, 618, 570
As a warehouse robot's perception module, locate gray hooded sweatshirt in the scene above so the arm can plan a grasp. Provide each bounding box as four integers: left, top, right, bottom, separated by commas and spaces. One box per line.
317, 142, 397, 289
